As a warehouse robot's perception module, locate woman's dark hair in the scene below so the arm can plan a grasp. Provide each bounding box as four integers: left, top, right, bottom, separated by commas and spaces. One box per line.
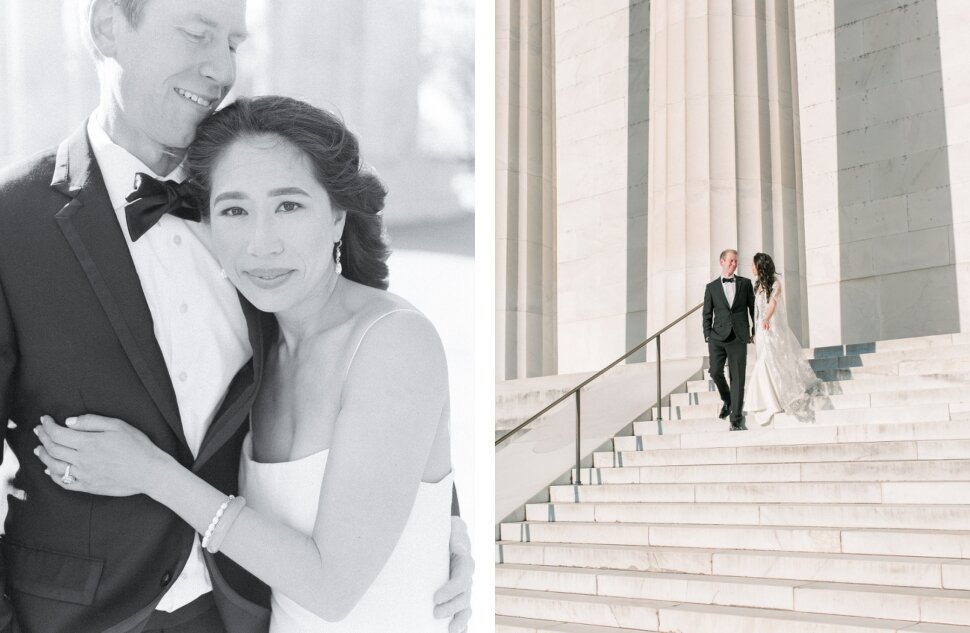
753, 252, 777, 295
186, 95, 390, 290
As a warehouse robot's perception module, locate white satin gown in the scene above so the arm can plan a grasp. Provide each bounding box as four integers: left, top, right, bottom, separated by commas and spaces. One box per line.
238, 434, 453, 632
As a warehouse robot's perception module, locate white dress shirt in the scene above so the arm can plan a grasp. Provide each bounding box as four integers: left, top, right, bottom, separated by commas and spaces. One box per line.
86, 117, 253, 612
721, 275, 737, 307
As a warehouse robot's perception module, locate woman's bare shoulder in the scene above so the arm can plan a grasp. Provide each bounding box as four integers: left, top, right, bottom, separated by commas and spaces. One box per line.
344, 285, 429, 334
339, 282, 442, 368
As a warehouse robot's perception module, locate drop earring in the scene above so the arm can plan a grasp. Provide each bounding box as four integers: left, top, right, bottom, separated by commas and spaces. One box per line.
334, 239, 343, 276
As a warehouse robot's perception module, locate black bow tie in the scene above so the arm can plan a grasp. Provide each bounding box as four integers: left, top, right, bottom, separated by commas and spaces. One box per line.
722, 277, 735, 283
124, 173, 201, 242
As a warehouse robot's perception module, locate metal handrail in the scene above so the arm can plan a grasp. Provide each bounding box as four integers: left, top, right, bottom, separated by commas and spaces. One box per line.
495, 302, 704, 483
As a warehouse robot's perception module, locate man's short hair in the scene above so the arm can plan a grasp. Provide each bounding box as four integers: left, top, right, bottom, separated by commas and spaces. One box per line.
719, 249, 738, 261
79, 0, 150, 59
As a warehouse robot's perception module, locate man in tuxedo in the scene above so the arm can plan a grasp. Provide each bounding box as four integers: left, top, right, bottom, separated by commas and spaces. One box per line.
702, 249, 756, 431
0, 1, 471, 631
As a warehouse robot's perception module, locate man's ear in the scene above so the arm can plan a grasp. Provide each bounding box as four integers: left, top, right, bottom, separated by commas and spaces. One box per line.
89, 0, 120, 59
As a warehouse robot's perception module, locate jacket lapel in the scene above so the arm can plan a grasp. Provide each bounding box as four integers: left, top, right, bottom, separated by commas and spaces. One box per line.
713, 278, 731, 310
52, 123, 187, 448
194, 296, 274, 472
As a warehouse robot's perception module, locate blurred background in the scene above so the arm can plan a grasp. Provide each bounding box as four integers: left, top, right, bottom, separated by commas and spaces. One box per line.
0, 0, 476, 586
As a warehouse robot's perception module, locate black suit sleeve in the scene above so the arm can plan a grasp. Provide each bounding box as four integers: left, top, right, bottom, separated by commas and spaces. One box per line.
702, 284, 713, 343
747, 280, 756, 338
0, 271, 21, 633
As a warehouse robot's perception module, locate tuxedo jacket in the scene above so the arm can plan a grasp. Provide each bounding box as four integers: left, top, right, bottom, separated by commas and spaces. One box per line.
0, 123, 275, 633
702, 275, 755, 343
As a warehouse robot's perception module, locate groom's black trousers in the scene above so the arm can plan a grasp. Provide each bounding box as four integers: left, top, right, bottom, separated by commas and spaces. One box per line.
708, 330, 747, 426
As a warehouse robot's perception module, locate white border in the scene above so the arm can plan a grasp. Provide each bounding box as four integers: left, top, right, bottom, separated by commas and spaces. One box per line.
472, 0, 496, 629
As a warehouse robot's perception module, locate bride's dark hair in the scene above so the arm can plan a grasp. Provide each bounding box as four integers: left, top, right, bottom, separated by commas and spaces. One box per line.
186, 95, 390, 290
753, 252, 778, 295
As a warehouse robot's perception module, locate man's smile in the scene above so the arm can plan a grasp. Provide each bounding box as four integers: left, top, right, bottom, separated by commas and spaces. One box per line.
174, 88, 216, 109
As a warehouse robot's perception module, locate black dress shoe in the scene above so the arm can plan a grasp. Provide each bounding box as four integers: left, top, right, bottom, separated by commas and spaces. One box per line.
718, 402, 730, 419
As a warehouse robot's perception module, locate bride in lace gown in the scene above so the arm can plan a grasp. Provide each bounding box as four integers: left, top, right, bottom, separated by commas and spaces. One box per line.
744, 252, 820, 426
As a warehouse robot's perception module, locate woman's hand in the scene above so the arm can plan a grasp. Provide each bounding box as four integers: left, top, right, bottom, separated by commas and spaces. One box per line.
762, 320, 770, 331
34, 414, 172, 497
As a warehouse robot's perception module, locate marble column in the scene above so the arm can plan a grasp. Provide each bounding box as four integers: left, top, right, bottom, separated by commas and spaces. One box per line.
646, 0, 805, 359
938, 0, 970, 335
497, 0, 559, 380
552, 0, 649, 374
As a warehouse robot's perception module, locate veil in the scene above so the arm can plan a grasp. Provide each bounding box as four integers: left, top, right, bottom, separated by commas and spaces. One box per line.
751, 278, 820, 422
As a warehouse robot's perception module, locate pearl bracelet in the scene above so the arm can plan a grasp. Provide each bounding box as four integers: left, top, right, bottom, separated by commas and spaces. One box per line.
204, 496, 247, 554
201, 495, 234, 550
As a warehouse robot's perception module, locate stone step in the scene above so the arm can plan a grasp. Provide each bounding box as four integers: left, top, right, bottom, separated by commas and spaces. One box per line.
549, 480, 970, 505
495, 541, 970, 590
833, 343, 970, 365
578, 459, 970, 484
653, 393, 869, 421
622, 420, 970, 451
495, 588, 970, 632
496, 614, 970, 633
496, 564, 970, 626
647, 403, 960, 427
814, 332, 970, 356
636, 410, 963, 437
594, 438, 970, 468
828, 359, 970, 382
655, 387, 970, 422
806, 343, 970, 371
496, 615, 638, 633
499, 521, 970, 558
687, 368, 970, 393
690, 344, 970, 384
525, 501, 970, 531
671, 377, 970, 406
495, 588, 672, 630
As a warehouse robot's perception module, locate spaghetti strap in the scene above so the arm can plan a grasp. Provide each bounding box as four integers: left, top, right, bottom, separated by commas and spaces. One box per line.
344, 307, 422, 384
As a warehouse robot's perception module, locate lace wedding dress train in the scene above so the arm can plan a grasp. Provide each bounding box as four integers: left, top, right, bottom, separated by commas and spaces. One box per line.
744, 280, 820, 426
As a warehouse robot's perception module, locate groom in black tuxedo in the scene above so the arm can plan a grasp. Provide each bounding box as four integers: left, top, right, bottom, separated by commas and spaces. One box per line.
0, 1, 471, 632
702, 249, 756, 431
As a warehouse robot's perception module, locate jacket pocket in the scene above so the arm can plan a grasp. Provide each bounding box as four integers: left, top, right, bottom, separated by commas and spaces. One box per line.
1, 538, 104, 605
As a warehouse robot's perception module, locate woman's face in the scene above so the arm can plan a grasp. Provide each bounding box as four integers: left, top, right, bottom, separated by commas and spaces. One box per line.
751, 261, 758, 277
208, 135, 345, 314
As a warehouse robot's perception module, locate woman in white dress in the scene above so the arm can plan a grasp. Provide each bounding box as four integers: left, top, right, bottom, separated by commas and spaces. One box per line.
33, 96, 454, 631
744, 252, 820, 426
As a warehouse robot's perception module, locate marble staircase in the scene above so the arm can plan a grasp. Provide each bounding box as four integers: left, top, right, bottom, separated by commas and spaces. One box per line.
496, 333, 970, 632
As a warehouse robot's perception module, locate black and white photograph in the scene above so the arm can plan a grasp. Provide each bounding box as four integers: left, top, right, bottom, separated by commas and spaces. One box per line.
0, 1, 479, 631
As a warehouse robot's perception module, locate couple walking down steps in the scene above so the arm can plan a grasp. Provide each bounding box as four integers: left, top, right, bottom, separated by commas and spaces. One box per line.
703, 249, 819, 430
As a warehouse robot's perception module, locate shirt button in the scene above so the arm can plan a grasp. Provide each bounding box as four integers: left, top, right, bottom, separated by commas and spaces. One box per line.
173, 235, 182, 246
179, 303, 188, 314
178, 372, 188, 382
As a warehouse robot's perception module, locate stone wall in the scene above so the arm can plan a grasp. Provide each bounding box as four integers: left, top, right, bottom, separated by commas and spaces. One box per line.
796, 0, 964, 346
